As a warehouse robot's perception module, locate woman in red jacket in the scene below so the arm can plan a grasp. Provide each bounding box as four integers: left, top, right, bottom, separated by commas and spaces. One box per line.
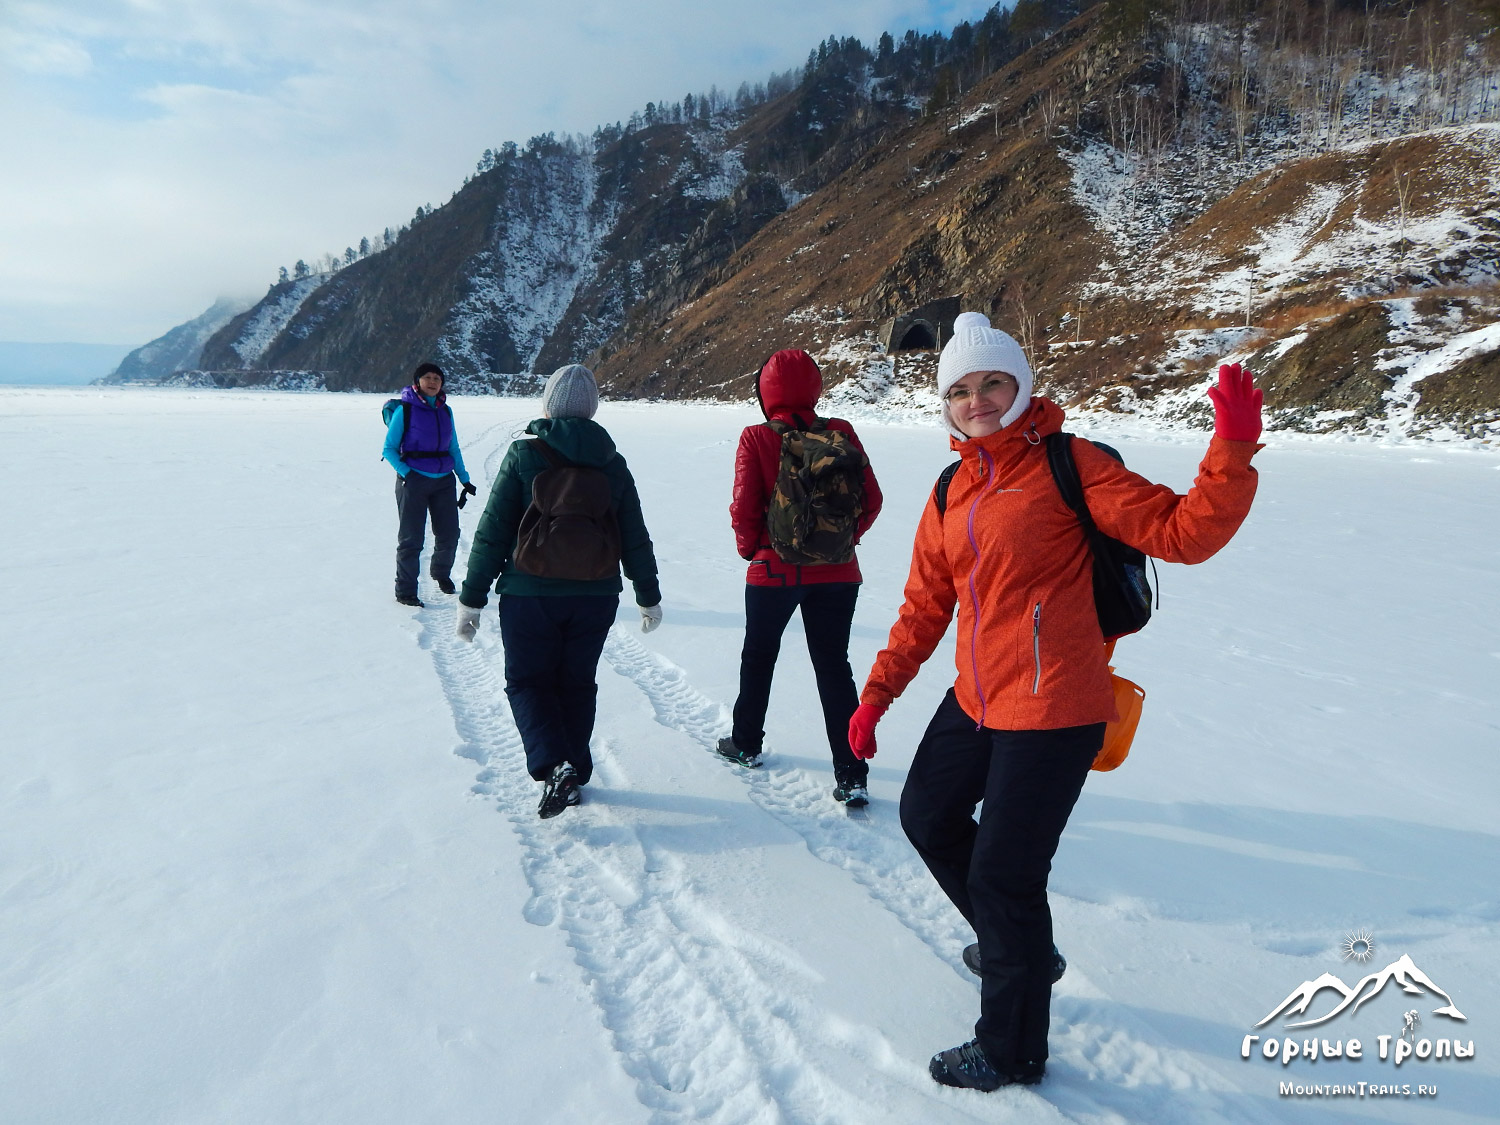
718, 349, 883, 805
847, 312, 1263, 1090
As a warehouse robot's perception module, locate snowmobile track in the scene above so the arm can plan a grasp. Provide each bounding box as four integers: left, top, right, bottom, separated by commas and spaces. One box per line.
415, 608, 933, 1123
599, 627, 1284, 1125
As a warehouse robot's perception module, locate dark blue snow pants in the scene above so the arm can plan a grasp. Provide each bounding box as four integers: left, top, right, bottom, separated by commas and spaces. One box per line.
394, 471, 459, 597
498, 593, 618, 784
899, 689, 1102, 1071
730, 581, 865, 785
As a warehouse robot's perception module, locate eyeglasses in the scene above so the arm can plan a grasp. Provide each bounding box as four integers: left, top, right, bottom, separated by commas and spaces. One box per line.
943, 376, 1015, 404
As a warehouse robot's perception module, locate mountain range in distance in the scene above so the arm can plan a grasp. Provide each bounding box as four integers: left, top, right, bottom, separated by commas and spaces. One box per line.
100, 0, 1500, 444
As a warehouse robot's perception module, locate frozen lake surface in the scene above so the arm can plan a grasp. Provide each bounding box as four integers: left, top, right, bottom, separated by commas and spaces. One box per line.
2, 387, 1496, 1124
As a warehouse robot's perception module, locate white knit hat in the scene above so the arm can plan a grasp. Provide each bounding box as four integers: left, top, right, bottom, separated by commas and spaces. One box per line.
542, 364, 599, 420
936, 311, 1032, 438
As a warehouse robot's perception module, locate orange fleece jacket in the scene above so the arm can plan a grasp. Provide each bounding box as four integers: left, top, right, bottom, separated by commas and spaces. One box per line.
860, 398, 1261, 729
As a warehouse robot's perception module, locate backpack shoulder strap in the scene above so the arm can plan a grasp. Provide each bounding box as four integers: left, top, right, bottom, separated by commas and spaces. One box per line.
530, 437, 567, 468
1045, 432, 1095, 531
933, 460, 962, 515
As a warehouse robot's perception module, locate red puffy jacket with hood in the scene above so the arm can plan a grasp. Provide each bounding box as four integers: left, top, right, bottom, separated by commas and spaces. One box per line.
731, 349, 883, 587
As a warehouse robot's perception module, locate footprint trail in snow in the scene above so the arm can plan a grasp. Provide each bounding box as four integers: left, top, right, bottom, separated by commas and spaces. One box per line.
601, 627, 1284, 1125
415, 606, 964, 1122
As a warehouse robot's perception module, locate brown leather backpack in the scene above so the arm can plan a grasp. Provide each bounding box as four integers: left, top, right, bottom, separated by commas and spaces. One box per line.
512, 440, 621, 581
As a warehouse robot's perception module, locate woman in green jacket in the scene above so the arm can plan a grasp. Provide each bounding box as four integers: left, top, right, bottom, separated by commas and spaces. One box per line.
455, 364, 663, 819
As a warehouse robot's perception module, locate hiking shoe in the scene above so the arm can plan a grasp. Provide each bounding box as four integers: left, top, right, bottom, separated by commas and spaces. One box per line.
433, 576, 456, 595
715, 737, 763, 769
929, 1039, 1044, 1091
395, 592, 424, 607
833, 780, 869, 806
961, 943, 1067, 983
537, 762, 581, 819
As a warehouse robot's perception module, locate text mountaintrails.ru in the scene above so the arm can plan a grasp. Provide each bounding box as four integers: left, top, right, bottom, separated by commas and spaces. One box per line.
1278, 1082, 1439, 1099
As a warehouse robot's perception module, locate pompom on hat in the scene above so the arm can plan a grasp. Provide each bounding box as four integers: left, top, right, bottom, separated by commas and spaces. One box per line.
936, 311, 1032, 438
542, 363, 599, 420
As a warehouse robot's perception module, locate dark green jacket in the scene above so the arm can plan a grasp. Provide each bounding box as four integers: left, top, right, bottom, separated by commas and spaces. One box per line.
459, 417, 661, 607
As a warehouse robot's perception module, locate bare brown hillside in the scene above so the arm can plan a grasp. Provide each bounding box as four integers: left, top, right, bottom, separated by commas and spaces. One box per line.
593, 15, 1116, 397
593, 4, 1500, 442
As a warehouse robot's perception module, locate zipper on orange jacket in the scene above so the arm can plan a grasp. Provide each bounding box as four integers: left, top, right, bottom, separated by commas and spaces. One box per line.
964, 448, 995, 730
1031, 602, 1043, 694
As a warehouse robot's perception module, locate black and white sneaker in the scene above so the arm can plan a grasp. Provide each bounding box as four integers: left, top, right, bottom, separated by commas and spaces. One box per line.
929, 1039, 1044, 1091
715, 737, 763, 769
538, 762, 581, 819
961, 943, 1067, 983
832, 780, 869, 807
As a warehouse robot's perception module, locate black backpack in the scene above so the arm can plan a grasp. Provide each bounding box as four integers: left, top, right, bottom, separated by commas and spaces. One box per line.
511, 440, 622, 582
934, 433, 1155, 640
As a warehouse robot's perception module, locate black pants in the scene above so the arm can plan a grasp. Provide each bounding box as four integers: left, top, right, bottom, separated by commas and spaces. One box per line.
899, 690, 1101, 1069
394, 471, 459, 597
731, 581, 865, 784
499, 594, 617, 783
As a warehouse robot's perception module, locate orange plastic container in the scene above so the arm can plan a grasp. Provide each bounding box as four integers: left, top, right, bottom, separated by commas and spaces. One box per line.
1093, 669, 1145, 772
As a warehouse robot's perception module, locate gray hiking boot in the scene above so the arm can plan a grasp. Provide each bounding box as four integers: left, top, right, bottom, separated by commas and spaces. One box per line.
929, 1039, 1044, 1091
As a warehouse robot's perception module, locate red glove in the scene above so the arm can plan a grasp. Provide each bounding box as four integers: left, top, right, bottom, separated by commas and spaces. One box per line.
1207, 362, 1263, 443
847, 703, 888, 760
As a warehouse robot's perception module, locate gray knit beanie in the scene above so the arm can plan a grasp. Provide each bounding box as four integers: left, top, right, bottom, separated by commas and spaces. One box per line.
542, 364, 599, 420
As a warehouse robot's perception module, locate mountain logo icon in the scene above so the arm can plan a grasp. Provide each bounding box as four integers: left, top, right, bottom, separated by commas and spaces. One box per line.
1256, 953, 1467, 1030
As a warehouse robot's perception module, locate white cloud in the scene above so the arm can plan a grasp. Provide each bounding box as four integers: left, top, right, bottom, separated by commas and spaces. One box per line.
0, 30, 94, 76
0, 0, 995, 344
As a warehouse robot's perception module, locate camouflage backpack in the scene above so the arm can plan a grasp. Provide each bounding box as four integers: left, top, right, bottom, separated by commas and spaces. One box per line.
764, 419, 868, 566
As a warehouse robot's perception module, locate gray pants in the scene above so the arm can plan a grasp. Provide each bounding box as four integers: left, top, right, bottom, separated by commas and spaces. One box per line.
395, 471, 459, 596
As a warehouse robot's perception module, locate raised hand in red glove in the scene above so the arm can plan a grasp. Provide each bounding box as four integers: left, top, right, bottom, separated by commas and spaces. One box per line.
847, 702, 888, 760
1207, 362, 1263, 443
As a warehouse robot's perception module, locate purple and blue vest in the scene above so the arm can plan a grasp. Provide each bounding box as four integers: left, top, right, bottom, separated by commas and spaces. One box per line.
400, 386, 455, 475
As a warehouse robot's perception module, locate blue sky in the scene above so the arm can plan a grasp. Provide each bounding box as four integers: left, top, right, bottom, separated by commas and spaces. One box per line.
1, 0, 999, 348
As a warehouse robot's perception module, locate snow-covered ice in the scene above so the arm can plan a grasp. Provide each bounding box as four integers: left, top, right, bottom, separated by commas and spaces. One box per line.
2, 387, 1496, 1123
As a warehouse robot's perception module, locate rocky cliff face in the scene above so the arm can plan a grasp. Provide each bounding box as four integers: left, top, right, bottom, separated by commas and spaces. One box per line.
595, 2, 1500, 443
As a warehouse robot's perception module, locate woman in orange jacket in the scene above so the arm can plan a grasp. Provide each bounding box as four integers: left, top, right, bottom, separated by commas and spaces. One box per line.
847, 311, 1263, 1091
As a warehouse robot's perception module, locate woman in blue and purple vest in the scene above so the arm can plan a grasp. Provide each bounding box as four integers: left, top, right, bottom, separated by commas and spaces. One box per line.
382, 362, 474, 607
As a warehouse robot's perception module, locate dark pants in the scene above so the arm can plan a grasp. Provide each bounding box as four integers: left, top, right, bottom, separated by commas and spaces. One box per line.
731, 582, 865, 784
498, 594, 617, 783
899, 690, 1101, 1070
394, 471, 459, 597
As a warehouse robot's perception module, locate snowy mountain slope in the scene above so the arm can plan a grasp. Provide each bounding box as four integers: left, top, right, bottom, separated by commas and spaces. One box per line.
2, 387, 1496, 1123
595, 5, 1500, 444
199, 275, 330, 369
112, 2, 1499, 442
103, 296, 254, 383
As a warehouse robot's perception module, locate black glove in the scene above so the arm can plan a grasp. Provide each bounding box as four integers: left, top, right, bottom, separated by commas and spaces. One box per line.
458, 481, 478, 508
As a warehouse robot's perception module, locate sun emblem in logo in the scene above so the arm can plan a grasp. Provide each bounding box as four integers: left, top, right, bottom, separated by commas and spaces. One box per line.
1341, 929, 1376, 963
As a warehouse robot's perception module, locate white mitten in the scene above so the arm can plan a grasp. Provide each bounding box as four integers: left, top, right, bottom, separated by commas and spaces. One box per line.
639, 604, 663, 634
456, 604, 482, 642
